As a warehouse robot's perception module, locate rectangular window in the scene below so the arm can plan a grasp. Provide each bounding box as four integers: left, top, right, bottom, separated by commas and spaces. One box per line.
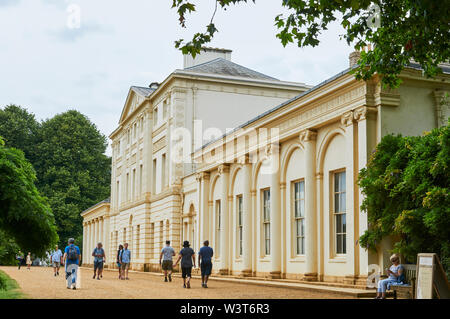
294, 181, 305, 255
237, 195, 243, 256
153, 108, 158, 126
162, 153, 166, 189
215, 200, 221, 256
152, 159, 157, 192
139, 164, 143, 195
334, 171, 346, 254
136, 225, 140, 259
263, 189, 270, 256
126, 173, 130, 201
116, 181, 120, 207
132, 168, 136, 199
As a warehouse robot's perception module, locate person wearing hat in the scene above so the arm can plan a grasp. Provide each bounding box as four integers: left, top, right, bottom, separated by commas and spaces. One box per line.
174, 241, 196, 289
375, 253, 405, 299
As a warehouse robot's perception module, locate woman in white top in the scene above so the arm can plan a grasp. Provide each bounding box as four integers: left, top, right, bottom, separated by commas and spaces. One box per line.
375, 253, 404, 299
26, 252, 32, 270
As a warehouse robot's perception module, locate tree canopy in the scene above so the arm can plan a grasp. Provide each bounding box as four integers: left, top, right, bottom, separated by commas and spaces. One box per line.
0, 137, 58, 256
172, 0, 450, 87
358, 121, 450, 274
36, 110, 111, 248
0, 106, 111, 255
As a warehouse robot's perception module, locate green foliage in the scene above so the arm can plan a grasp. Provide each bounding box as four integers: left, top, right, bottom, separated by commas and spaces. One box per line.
0, 137, 58, 256
35, 110, 111, 248
0, 104, 40, 163
0, 270, 25, 299
172, 0, 450, 88
0, 106, 111, 253
0, 230, 20, 265
358, 121, 450, 274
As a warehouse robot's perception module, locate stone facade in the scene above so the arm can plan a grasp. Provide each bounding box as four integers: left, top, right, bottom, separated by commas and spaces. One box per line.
81, 50, 450, 284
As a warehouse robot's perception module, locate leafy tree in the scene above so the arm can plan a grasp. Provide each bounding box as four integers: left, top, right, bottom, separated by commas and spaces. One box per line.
0, 105, 40, 164
358, 121, 450, 275
0, 137, 58, 256
35, 110, 111, 248
172, 0, 450, 87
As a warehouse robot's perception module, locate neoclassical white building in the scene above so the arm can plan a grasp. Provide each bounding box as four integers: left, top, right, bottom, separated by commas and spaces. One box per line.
81, 48, 450, 285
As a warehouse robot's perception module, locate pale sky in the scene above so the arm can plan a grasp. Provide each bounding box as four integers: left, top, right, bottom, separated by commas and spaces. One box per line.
0, 0, 353, 154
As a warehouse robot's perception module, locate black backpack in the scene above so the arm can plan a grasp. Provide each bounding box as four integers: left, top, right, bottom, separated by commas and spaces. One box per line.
68, 245, 78, 261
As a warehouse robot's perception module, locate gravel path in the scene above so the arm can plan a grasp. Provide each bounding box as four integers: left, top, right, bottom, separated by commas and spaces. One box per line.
0, 266, 353, 299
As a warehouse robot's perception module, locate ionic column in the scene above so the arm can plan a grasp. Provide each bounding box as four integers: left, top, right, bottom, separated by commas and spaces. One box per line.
341, 111, 358, 284
196, 172, 210, 244
354, 106, 378, 278
239, 155, 252, 276
82, 223, 86, 264
269, 143, 281, 279
219, 164, 230, 274
300, 129, 318, 281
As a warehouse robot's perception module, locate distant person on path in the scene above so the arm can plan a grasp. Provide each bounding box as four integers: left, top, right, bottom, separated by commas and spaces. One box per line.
50, 245, 63, 276
26, 252, 32, 270
174, 241, 196, 289
198, 240, 214, 288
92, 242, 105, 280
116, 244, 124, 279
159, 240, 175, 282
63, 238, 81, 290
120, 243, 131, 280
16, 251, 24, 270
375, 254, 405, 299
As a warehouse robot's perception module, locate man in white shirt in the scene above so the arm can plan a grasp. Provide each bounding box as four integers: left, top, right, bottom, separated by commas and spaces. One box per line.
50, 245, 63, 276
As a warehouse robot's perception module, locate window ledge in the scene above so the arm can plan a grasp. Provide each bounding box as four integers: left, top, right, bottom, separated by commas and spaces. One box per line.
259, 257, 271, 263
289, 256, 306, 263
328, 256, 347, 263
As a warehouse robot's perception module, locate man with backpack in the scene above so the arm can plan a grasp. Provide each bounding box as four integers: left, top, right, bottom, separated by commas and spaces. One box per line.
63, 238, 81, 290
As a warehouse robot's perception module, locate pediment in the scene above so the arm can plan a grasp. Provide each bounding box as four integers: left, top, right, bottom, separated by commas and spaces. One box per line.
119, 87, 151, 124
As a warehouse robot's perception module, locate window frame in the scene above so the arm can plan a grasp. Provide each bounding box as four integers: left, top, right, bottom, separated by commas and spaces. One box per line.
332, 170, 347, 256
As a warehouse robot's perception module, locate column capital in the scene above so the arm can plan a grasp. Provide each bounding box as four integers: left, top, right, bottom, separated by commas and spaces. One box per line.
316, 172, 323, 180
237, 154, 251, 165
265, 142, 280, 156
218, 164, 230, 175
279, 182, 286, 189
341, 111, 355, 127
195, 171, 210, 182
299, 129, 317, 142
353, 106, 377, 122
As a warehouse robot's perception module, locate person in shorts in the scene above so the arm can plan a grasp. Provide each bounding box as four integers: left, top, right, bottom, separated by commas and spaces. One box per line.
174, 241, 196, 289
120, 242, 131, 280
63, 238, 81, 290
159, 240, 175, 282
198, 240, 214, 288
50, 245, 63, 276
92, 242, 105, 280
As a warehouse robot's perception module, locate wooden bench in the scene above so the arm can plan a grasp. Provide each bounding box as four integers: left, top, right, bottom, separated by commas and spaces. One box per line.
389, 264, 416, 299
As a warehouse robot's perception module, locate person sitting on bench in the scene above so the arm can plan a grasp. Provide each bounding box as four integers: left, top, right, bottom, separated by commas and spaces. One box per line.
375, 254, 405, 299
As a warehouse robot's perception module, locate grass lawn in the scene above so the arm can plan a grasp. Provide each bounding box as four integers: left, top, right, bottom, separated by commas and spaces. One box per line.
0, 269, 25, 299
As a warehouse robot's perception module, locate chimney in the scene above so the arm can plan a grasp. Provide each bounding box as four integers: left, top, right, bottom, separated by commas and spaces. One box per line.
349, 50, 361, 68
183, 47, 232, 69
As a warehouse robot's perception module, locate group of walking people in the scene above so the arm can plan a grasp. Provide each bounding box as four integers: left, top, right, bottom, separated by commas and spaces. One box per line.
159, 240, 214, 289
24, 237, 214, 290
15, 251, 33, 270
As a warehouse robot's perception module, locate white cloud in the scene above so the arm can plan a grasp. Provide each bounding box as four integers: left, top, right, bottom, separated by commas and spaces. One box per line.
0, 0, 354, 156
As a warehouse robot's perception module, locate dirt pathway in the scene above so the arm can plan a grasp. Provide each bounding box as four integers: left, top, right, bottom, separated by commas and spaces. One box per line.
0, 266, 353, 299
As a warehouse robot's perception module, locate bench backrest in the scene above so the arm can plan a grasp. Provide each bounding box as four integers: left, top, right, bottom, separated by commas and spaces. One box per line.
403, 264, 417, 284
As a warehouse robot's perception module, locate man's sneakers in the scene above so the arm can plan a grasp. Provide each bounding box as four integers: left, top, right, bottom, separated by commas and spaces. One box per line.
164, 277, 168, 282
168, 274, 172, 282
186, 282, 191, 289
201, 283, 208, 288
54, 273, 57, 277
183, 284, 186, 288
